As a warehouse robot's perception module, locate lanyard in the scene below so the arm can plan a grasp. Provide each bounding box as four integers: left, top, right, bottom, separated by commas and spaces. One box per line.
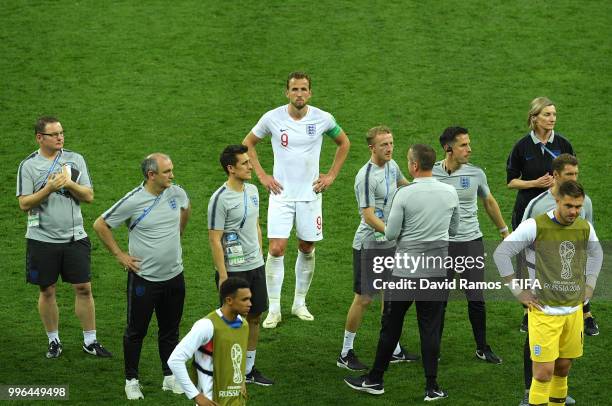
541, 143, 559, 159
129, 191, 164, 231
42, 151, 63, 187
383, 163, 390, 206
239, 189, 248, 229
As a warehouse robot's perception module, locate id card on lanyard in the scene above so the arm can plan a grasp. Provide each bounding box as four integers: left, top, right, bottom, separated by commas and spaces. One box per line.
28, 151, 63, 228
223, 190, 248, 266
374, 208, 386, 241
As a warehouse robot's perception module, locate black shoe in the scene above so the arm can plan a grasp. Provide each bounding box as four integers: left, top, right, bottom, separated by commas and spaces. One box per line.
520, 313, 528, 333
46, 340, 63, 359
337, 349, 368, 371
424, 386, 448, 401
344, 375, 384, 395
585, 316, 599, 336
390, 345, 420, 363
82, 341, 112, 357
245, 367, 274, 386
476, 345, 502, 364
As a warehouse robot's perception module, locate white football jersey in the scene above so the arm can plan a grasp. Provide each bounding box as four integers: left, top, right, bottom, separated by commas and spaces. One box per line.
252, 105, 341, 201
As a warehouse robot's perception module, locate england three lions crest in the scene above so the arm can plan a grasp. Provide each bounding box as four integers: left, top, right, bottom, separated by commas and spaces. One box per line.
307, 124, 316, 136
460, 176, 470, 189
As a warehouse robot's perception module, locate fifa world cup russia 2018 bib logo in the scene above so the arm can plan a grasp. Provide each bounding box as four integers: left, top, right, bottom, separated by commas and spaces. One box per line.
559, 241, 576, 280
231, 344, 243, 384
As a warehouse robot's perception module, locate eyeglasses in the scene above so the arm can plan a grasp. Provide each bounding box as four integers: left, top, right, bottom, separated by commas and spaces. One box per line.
40, 131, 65, 138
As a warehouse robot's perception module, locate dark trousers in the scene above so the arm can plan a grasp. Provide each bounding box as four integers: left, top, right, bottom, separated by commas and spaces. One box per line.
124, 272, 185, 379
369, 277, 448, 389
441, 238, 487, 350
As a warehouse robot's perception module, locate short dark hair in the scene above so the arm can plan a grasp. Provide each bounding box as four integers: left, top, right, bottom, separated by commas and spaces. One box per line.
439, 126, 468, 149
219, 277, 250, 303
35, 116, 60, 134
286, 71, 311, 89
557, 180, 585, 199
220, 144, 248, 175
552, 153, 579, 174
409, 144, 436, 171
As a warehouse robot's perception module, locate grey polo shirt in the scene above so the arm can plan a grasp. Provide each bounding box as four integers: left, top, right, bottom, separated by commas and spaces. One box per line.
102, 184, 189, 282
16, 149, 92, 243
208, 182, 264, 272
522, 189, 593, 224
352, 159, 406, 249
385, 177, 460, 278
432, 161, 490, 242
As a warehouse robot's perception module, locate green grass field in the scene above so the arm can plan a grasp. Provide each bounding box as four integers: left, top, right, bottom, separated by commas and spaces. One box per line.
1, 1, 610, 404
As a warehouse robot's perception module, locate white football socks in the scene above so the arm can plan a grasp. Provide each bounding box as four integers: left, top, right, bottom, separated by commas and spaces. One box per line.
47, 330, 59, 344
83, 330, 97, 346
266, 254, 284, 314
293, 249, 315, 309
246, 350, 256, 375
341, 330, 356, 357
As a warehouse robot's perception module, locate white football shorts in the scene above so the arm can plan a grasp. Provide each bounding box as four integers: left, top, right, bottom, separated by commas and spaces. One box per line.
267, 194, 323, 241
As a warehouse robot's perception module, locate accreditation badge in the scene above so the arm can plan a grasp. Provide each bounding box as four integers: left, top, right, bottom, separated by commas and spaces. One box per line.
27, 209, 40, 228
224, 232, 245, 266
374, 208, 386, 242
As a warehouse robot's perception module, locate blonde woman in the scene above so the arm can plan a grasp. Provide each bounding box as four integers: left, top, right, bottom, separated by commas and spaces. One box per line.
505, 97, 577, 406
506, 97, 574, 230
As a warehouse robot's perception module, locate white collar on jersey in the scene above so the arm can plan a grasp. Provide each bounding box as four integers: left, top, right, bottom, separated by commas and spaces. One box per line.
530, 130, 555, 144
